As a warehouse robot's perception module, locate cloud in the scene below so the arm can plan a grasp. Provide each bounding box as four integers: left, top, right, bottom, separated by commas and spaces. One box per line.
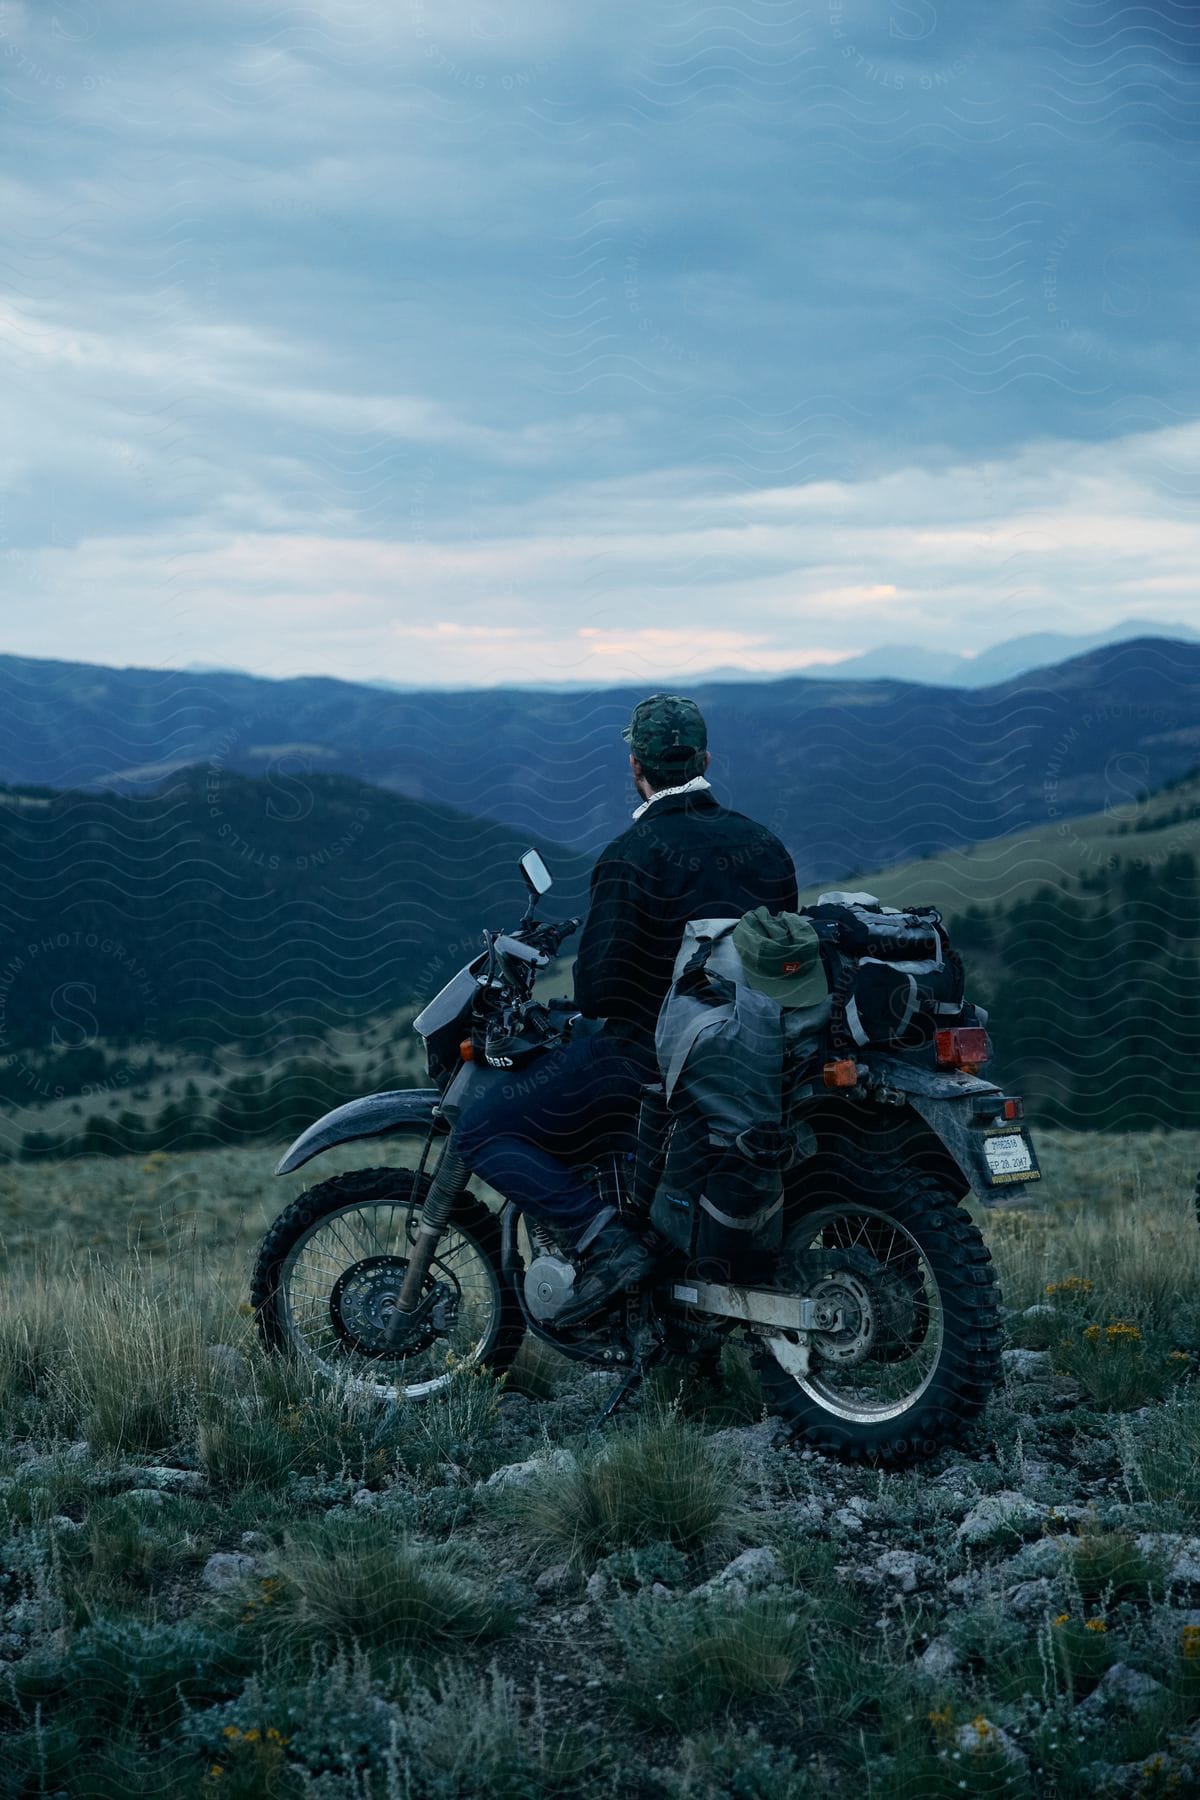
0, 1, 1198, 679
6, 416, 1197, 684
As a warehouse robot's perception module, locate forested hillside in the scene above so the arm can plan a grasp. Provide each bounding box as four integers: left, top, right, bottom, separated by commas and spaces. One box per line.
0, 771, 589, 1054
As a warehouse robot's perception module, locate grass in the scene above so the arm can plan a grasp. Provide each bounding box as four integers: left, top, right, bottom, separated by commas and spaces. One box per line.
0, 1127, 1199, 1796
514, 1416, 740, 1567
613, 1590, 810, 1724
260, 1516, 511, 1659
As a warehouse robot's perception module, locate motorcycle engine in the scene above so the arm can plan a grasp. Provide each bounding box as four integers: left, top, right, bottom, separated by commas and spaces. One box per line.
524, 1253, 578, 1322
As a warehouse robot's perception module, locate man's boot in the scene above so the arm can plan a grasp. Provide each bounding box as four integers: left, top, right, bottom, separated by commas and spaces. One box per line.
554, 1208, 658, 1329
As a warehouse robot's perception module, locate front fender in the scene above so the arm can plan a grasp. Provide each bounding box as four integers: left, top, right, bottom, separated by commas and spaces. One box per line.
274, 1087, 443, 1177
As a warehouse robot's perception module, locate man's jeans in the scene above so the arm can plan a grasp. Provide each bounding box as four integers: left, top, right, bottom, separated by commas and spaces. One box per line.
452, 1031, 657, 1234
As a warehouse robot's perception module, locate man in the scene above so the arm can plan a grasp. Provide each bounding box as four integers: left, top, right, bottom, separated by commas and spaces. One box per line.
453, 693, 798, 1326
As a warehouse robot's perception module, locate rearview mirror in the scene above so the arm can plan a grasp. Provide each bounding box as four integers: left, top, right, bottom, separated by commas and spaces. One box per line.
519, 849, 553, 897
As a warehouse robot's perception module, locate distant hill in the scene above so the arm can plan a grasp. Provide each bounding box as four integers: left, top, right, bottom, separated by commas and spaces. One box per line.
0, 772, 590, 1054
799, 619, 1200, 688
1, 637, 1199, 885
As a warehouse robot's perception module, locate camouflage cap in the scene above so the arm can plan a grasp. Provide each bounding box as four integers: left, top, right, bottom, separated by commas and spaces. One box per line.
621, 693, 708, 771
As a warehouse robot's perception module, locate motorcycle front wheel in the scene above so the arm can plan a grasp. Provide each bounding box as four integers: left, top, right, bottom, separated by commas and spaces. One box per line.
757, 1161, 1003, 1466
252, 1166, 524, 1401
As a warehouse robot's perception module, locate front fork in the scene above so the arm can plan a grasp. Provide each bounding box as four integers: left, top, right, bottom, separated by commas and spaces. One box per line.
385, 1139, 467, 1341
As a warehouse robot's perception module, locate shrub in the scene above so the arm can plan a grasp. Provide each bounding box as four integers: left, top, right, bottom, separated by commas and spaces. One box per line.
517, 1418, 737, 1567
1128, 1383, 1200, 1522
1070, 1529, 1166, 1605
663, 1729, 810, 1800
1054, 1321, 1187, 1411
387, 1663, 597, 1799
613, 1591, 807, 1724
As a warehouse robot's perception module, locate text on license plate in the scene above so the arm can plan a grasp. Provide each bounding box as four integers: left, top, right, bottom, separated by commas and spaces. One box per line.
984, 1133, 1033, 1178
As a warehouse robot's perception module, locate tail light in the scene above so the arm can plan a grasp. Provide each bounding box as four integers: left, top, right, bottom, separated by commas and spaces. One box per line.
935, 1026, 991, 1071
1002, 1097, 1023, 1121
823, 1058, 859, 1089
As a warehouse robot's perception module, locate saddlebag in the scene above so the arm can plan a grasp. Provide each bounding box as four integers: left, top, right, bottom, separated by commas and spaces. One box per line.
804, 892, 967, 1051
650, 1109, 789, 1283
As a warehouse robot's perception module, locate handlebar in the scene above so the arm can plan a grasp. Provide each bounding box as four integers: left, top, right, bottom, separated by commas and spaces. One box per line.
521, 915, 581, 954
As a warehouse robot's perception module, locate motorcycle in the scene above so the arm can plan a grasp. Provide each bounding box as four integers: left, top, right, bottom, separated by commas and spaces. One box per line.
252, 850, 1039, 1464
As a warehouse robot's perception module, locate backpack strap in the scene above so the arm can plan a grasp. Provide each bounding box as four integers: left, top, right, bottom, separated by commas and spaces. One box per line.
661, 1001, 735, 1102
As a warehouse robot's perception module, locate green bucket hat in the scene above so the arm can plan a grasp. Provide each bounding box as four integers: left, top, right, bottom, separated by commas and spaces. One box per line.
732, 907, 828, 1007
621, 693, 707, 774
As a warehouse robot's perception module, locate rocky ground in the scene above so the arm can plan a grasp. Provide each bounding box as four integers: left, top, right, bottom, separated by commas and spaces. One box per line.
1, 1131, 1199, 1797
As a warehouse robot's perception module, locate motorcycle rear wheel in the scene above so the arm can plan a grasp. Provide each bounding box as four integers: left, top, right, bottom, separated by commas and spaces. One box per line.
252, 1166, 524, 1402
757, 1161, 1002, 1466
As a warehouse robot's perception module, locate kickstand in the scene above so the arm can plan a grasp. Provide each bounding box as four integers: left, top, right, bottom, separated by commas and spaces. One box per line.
593, 1350, 662, 1428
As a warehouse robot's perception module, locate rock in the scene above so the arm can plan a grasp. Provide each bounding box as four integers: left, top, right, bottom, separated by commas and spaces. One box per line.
493, 1575, 537, 1617
483, 1448, 578, 1492
585, 1570, 610, 1603
916, 1637, 959, 1680
48, 1514, 82, 1534
953, 1717, 1028, 1770
1077, 1662, 1165, 1718
124, 1488, 166, 1509
534, 1563, 580, 1600
1022, 1304, 1057, 1320
834, 1506, 865, 1534
650, 1582, 673, 1601
1168, 1542, 1200, 1586
873, 1549, 934, 1594
122, 1466, 206, 1494
1003, 1536, 1071, 1581
201, 1552, 257, 1593
1005, 1578, 1055, 1620
779, 1496, 825, 1530
206, 1343, 251, 1383
64, 1441, 91, 1465
957, 1491, 1042, 1548
708, 1419, 787, 1457
240, 1530, 270, 1551
692, 1546, 785, 1600
1002, 1349, 1053, 1380
351, 1488, 377, 1510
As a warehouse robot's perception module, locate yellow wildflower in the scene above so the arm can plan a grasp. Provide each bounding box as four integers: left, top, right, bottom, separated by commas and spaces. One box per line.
971, 1716, 993, 1741
1053, 1612, 1070, 1626
208, 1770, 223, 1782
1045, 1276, 1093, 1297
1181, 1625, 1200, 1660
1084, 1617, 1107, 1633
222, 1726, 241, 1740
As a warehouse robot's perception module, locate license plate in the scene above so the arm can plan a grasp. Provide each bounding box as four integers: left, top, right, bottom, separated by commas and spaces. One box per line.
984, 1133, 1035, 1180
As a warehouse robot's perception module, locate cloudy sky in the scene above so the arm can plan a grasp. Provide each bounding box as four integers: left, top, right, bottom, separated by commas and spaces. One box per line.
2, 0, 1198, 686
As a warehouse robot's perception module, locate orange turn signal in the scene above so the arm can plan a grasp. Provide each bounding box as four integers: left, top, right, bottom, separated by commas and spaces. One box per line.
459, 1040, 475, 1062
822, 1058, 859, 1089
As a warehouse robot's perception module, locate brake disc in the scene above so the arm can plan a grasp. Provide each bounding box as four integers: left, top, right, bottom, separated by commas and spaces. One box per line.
329, 1255, 455, 1360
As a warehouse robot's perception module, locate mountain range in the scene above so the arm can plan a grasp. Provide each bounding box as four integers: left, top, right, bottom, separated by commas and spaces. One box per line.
2, 636, 1199, 885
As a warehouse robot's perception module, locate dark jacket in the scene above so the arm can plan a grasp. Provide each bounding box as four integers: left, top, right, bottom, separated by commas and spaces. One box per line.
572, 789, 798, 1045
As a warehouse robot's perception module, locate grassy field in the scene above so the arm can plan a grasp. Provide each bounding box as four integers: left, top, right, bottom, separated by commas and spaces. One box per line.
1, 1130, 1199, 1797
798, 772, 1200, 913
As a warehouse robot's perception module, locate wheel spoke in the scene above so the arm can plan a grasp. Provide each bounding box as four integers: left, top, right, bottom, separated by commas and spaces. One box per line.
276, 1187, 503, 1403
